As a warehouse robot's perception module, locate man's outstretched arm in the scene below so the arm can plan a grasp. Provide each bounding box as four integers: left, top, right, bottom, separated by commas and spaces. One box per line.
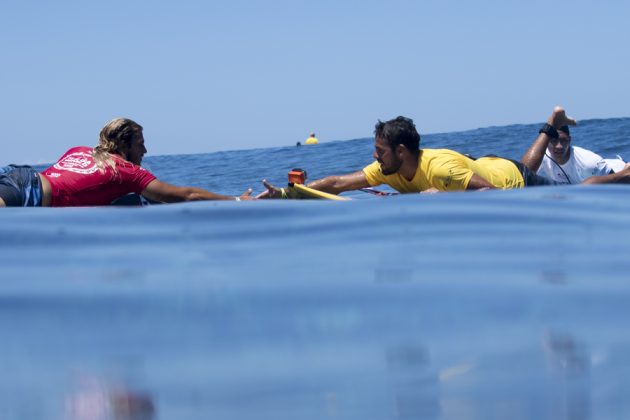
142, 179, 252, 203
306, 170, 371, 194
582, 163, 630, 184
257, 170, 371, 199
520, 106, 576, 172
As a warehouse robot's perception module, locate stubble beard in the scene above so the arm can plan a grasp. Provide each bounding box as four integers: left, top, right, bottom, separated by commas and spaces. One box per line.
380, 160, 401, 176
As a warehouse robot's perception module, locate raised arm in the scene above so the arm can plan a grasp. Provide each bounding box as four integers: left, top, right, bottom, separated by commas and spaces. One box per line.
141, 179, 252, 203
520, 106, 576, 172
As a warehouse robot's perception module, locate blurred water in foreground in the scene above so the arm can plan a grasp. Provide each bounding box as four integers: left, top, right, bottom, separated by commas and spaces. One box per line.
2, 117, 630, 419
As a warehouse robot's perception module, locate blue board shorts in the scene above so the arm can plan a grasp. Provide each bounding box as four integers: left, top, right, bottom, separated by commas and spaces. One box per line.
0, 165, 43, 206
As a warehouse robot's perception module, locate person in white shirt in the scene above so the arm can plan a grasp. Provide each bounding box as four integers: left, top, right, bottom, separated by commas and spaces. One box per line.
521, 106, 625, 184
536, 125, 613, 184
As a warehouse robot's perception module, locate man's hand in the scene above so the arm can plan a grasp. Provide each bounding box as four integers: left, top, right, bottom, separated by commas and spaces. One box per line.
548, 106, 577, 129
256, 180, 296, 199
238, 188, 254, 200
256, 180, 279, 199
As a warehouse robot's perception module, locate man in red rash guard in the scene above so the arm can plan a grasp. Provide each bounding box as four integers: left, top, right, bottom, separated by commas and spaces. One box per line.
0, 118, 252, 207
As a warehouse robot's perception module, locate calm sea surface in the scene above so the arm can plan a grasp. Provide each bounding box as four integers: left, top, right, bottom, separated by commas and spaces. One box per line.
2, 118, 630, 419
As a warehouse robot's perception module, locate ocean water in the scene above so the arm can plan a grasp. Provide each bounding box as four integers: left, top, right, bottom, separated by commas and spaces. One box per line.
2, 118, 630, 419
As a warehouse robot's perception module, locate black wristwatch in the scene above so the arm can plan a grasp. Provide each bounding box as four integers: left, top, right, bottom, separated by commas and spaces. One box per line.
539, 123, 559, 139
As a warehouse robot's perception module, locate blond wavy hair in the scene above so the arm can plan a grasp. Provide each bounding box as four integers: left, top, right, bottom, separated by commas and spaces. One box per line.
92, 118, 143, 172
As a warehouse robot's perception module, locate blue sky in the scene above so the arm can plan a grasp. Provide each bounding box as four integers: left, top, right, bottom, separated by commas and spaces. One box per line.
2, 0, 629, 164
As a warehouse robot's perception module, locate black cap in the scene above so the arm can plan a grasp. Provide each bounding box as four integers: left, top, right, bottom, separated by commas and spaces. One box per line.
558, 125, 570, 135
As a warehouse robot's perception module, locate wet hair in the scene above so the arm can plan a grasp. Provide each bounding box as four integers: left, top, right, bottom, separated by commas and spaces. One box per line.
558, 125, 570, 136
93, 118, 143, 171
374, 116, 421, 153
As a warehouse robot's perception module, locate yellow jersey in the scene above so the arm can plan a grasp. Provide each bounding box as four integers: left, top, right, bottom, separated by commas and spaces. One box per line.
362, 149, 525, 192
305, 136, 319, 145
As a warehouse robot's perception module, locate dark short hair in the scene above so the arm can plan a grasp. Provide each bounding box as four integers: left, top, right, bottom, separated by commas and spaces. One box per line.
558, 125, 570, 136
374, 116, 421, 152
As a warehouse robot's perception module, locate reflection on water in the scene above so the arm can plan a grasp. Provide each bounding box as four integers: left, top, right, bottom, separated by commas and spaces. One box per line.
374, 268, 414, 284
386, 345, 438, 419
65, 379, 155, 420
544, 332, 589, 376
540, 270, 567, 285
544, 332, 591, 420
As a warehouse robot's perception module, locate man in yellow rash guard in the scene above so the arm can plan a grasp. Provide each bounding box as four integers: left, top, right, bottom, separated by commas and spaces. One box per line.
362, 149, 524, 192
259, 115, 535, 197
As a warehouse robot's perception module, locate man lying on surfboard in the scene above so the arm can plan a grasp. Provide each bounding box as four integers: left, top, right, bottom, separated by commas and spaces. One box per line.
258, 114, 630, 198
0, 118, 253, 207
